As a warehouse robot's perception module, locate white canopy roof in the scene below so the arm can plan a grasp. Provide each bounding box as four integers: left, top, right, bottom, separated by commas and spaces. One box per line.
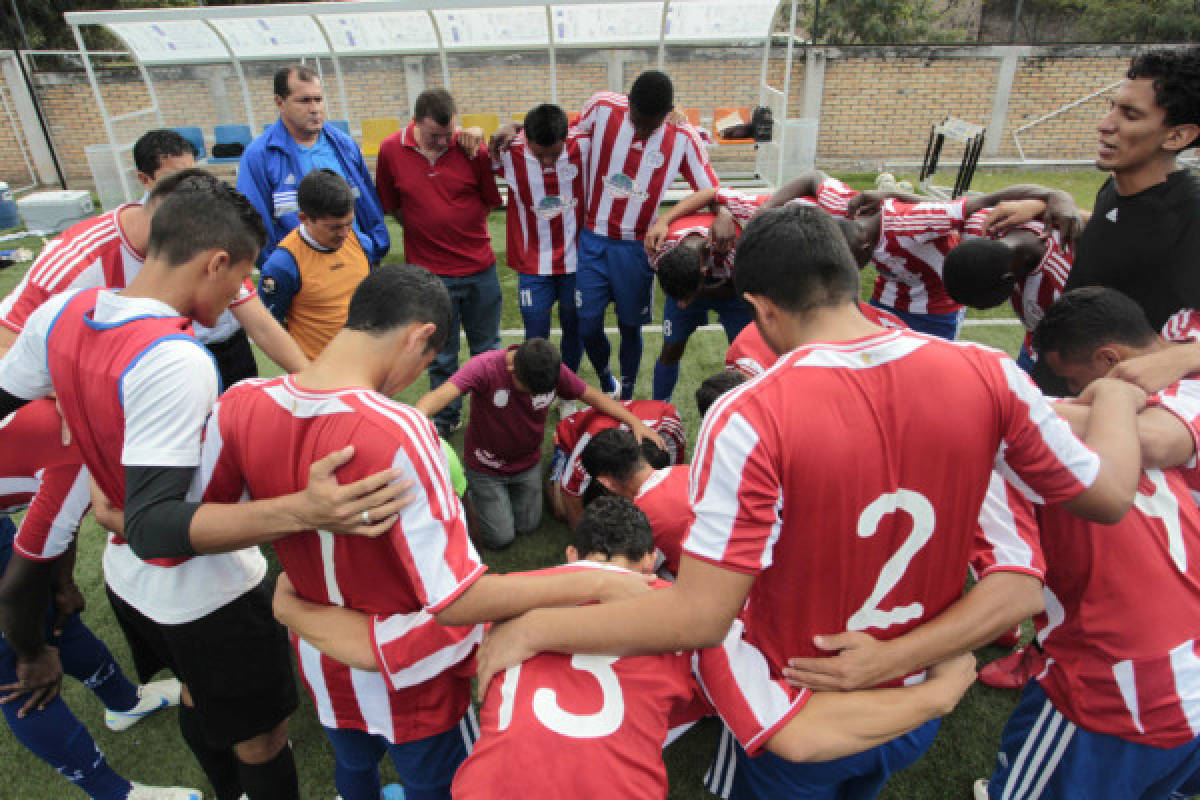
70, 0, 781, 65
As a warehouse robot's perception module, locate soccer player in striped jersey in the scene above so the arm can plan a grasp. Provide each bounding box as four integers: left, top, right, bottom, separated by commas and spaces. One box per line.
572, 71, 718, 400
967, 287, 1200, 800
493, 104, 612, 400
472, 204, 1146, 799
941, 200, 1071, 373
0, 164, 307, 386
200, 264, 656, 800
0, 178, 415, 800
0, 400, 196, 800
547, 397, 685, 528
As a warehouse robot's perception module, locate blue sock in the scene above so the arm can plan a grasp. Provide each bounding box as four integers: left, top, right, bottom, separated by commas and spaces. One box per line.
55, 614, 139, 713
617, 323, 643, 401
2, 690, 131, 800
652, 360, 680, 402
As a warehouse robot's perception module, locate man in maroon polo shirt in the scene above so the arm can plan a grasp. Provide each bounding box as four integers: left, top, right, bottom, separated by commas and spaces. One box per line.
376, 88, 504, 437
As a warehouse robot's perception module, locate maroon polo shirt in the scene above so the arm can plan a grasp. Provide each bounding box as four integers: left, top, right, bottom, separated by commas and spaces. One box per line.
375, 123, 502, 277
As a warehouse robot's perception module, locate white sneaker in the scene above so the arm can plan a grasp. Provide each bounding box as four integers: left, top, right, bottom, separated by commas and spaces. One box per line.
973, 779, 990, 800
558, 399, 579, 418
126, 783, 202, 800
106, 678, 182, 732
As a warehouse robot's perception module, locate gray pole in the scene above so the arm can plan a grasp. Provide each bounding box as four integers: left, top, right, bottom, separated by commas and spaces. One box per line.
1009, 0, 1024, 42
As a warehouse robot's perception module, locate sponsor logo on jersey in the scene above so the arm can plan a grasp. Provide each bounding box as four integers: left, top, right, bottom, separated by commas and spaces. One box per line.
603, 173, 648, 201
533, 195, 577, 221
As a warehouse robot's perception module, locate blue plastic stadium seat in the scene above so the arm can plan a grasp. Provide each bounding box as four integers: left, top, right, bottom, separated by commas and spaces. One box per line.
209, 124, 253, 164
328, 119, 350, 135
172, 126, 206, 161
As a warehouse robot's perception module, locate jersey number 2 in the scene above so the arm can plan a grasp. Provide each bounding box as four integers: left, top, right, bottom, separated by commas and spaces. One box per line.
496, 655, 625, 739
847, 489, 936, 632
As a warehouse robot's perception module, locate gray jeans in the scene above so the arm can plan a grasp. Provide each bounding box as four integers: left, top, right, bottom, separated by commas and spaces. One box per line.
466, 463, 543, 549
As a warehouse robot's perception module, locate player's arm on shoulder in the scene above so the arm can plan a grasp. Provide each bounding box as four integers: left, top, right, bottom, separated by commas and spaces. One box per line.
579, 385, 667, 451
231, 295, 309, 374
1061, 377, 1146, 523
769, 653, 975, 762
258, 249, 301, 323
762, 170, 828, 210
1108, 340, 1200, 395
1139, 406, 1197, 468
646, 188, 717, 254
273, 572, 377, 670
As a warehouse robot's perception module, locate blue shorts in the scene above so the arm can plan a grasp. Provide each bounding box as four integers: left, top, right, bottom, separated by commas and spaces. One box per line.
869, 299, 965, 340
986, 680, 1200, 800
517, 273, 576, 318
1016, 342, 1036, 374
730, 718, 940, 799
576, 227, 654, 327
324, 710, 478, 792
662, 293, 753, 345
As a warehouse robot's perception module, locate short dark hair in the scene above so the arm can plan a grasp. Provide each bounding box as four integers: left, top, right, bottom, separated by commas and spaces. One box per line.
942, 238, 1019, 310
1032, 287, 1157, 362
274, 65, 319, 99
628, 70, 674, 120
573, 495, 654, 563
640, 438, 670, 470
147, 173, 265, 268
695, 369, 746, 418
656, 237, 705, 301
147, 166, 217, 206
1127, 46, 1200, 151
734, 204, 859, 313
513, 338, 561, 395
581, 475, 610, 507
298, 169, 354, 220
524, 104, 568, 147
344, 263, 451, 352
133, 129, 194, 176
414, 89, 456, 126
581, 428, 642, 485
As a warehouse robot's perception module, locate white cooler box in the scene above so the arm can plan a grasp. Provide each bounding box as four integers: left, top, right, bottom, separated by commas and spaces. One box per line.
17, 190, 95, 232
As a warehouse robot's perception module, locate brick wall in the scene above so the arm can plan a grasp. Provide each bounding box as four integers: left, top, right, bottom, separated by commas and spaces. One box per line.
0, 44, 1154, 188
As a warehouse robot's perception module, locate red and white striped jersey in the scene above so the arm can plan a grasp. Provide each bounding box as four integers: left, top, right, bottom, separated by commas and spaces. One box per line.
634, 465, 692, 578
576, 92, 718, 241
0, 399, 91, 562
969, 470, 1046, 582
495, 132, 590, 276
652, 189, 770, 282
0, 206, 143, 333
871, 198, 967, 315
724, 303, 907, 378
687, 330, 1100, 688
1163, 309, 1200, 344
452, 563, 803, 799
0, 203, 255, 342
1020, 456, 1200, 747
201, 375, 485, 744
963, 211, 1073, 352
552, 400, 685, 497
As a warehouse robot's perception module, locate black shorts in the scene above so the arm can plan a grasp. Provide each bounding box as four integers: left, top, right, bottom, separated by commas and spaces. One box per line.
106, 578, 298, 748
206, 327, 258, 391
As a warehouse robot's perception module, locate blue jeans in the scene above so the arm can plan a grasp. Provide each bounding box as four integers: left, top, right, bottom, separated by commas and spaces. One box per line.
429, 265, 502, 432
465, 464, 543, 549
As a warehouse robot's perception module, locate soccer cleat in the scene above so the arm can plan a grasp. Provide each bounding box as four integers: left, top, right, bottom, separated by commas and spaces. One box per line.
979, 646, 1043, 690
106, 678, 182, 732
126, 783, 203, 800
973, 779, 990, 800
992, 624, 1023, 650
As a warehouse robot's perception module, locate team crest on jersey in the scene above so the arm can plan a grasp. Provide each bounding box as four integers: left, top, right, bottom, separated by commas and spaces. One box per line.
644, 150, 666, 169
560, 163, 579, 182
1106, 208, 1119, 223
604, 173, 648, 201
285, 173, 296, 185
531, 391, 556, 410
533, 195, 576, 221
493, 389, 510, 408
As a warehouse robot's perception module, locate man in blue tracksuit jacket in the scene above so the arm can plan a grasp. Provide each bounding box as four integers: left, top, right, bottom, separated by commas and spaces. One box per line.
237, 65, 389, 267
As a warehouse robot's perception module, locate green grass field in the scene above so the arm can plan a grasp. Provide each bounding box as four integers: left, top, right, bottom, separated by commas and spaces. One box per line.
0, 170, 1103, 799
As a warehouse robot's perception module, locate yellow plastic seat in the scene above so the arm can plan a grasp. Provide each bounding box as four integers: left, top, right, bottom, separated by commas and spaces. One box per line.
361, 116, 400, 158
460, 112, 500, 139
